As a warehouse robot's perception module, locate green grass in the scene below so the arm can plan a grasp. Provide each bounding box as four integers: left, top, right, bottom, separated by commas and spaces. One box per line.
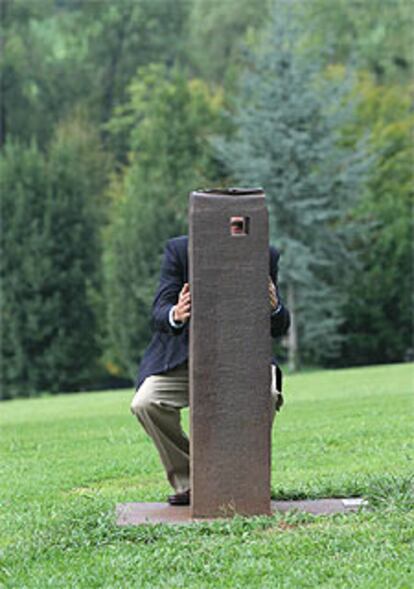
1, 363, 413, 588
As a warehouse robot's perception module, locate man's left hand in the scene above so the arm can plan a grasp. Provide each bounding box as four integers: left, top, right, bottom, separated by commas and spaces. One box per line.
268, 277, 279, 310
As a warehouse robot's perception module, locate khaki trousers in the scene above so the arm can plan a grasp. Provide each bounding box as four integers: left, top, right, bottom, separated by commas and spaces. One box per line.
130, 364, 282, 493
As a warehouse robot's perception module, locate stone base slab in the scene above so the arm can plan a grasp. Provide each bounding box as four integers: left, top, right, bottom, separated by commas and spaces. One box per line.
116, 498, 367, 526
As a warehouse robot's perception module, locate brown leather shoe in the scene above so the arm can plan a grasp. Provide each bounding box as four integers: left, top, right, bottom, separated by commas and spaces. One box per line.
168, 489, 190, 506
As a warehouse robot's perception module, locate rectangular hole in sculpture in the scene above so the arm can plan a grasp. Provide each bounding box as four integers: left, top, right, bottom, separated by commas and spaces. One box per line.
229, 216, 250, 236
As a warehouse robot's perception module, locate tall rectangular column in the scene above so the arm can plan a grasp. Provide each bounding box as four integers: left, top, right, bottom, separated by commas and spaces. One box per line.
189, 188, 272, 518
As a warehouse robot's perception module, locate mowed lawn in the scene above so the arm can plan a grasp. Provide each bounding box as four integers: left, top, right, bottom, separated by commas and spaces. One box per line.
0, 363, 413, 588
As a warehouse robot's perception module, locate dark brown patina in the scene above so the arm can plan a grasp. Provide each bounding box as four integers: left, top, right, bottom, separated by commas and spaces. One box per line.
189, 188, 272, 518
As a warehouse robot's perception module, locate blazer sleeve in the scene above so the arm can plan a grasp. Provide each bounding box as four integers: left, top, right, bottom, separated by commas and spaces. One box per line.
270, 247, 290, 338
151, 239, 185, 335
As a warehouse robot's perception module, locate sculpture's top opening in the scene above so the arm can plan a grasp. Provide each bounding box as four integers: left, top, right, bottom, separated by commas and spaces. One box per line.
194, 187, 263, 196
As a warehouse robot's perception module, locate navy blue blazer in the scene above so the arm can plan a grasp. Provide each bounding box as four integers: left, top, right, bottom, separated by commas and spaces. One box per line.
135, 235, 290, 390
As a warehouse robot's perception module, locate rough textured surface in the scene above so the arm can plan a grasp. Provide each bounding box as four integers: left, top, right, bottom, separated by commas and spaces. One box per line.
115, 499, 368, 526
189, 189, 272, 518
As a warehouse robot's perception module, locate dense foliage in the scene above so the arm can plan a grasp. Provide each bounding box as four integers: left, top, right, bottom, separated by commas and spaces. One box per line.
103, 65, 223, 379
1, 119, 109, 396
1, 0, 412, 397
215, 12, 370, 369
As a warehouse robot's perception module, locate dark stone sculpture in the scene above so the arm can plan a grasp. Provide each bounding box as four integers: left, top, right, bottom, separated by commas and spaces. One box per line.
189, 188, 272, 518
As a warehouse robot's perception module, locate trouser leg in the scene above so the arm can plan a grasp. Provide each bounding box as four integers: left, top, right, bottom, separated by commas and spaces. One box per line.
131, 364, 282, 493
130, 365, 189, 493
271, 364, 283, 426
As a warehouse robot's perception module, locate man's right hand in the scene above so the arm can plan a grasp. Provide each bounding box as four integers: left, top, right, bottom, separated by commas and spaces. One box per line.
173, 282, 191, 323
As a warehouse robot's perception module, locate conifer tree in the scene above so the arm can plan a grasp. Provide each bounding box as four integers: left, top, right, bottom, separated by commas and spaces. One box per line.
1, 141, 50, 397
215, 4, 368, 369
340, 77, 414, 365
103, 65, 222, 379
43, 118, 109, 392
0, 119, 108, 398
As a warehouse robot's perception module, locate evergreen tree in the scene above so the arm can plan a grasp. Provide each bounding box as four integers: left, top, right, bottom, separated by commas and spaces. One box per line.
215, 4, 368, 369
103, 65, 223, 380
43, 117, 109, 392
340, 76, 414, 365
0, 118, 109, 398
1, 141, 50, 398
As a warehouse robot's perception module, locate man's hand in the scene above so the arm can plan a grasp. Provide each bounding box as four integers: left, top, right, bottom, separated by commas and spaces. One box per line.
173, 282, 191, 323
269, 277, 279, 311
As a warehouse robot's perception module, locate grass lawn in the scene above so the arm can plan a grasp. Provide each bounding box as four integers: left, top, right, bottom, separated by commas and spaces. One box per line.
1, 363, 413, 588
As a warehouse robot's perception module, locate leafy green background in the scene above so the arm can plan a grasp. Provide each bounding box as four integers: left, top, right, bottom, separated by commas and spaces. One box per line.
1, 0, 413, 398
